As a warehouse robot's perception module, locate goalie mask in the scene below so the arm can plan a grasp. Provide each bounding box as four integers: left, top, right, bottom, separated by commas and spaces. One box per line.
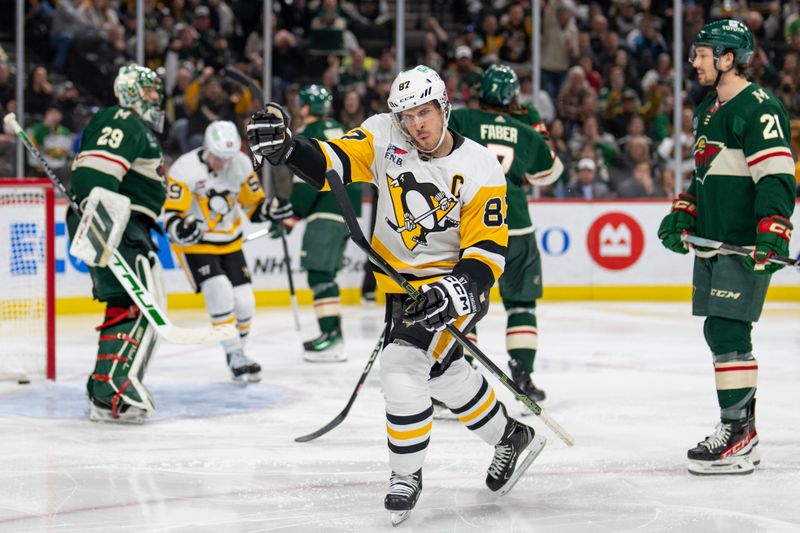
387, 65, 451, 154
114, 64, 165, 133
204, 120, 241, 160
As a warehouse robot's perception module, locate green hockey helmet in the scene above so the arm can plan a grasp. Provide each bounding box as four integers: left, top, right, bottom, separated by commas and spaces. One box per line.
690, 19, 754, 67
113, 64, 165, 132
299, 84, 333, 116
479, 64, 520, 107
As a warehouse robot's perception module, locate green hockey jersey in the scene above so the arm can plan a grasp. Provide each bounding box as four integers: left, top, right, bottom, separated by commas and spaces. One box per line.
688, 83, 795, 247
291, 118, 362, 219
449, 108, 562, 232
71, 105, 166, 221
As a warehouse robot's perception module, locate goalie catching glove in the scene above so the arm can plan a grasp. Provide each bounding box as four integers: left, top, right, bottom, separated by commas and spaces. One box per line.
166, 214, 203, 245
657, 193, 696, 254
743, 215, 793, 274
404, 275, 481, 332
246, 103, 294, 166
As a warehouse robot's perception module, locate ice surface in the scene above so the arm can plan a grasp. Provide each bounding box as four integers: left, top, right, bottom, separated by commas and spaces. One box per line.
1, 302, 799, 532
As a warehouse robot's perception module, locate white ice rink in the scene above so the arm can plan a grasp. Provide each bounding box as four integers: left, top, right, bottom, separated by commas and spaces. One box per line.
1, 301, 799, 532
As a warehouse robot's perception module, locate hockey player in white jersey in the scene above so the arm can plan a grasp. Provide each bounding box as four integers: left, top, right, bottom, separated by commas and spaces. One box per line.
247, 65, 546, 525
165, 120, 292, 382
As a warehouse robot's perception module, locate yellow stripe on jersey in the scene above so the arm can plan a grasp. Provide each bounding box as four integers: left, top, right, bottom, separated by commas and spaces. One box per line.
430, 314, 470, 360
318, 127, 376, 188
459, 184, 508, 280
164, 176, 193, 213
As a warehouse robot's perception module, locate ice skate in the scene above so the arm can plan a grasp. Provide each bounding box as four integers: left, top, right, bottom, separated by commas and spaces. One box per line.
687, 420, 756, 475
509, 359, 546, 405
385, 469, 422, 527
227, 350, 261, 383
486, 416, 546, 496
303, 330, 346, 362
88, 398, 148, 424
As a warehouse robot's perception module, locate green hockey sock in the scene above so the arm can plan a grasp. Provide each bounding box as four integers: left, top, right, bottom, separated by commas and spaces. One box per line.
505, 305, 538, 373
704, 316, 756, 423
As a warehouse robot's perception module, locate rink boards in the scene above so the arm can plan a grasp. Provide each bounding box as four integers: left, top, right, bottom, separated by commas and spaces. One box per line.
44, 199, 800, 313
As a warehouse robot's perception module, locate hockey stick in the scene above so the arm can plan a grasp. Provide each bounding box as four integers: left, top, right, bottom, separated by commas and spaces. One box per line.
325, 169, 575, 446
224, 66, 301, 331
295, 326, 386, 442
684, 234, 800, 268
4, 112, 237, 345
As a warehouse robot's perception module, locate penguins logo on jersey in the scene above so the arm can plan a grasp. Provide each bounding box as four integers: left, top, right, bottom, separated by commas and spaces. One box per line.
385, 172, 458, 250
693, 136, 725, 184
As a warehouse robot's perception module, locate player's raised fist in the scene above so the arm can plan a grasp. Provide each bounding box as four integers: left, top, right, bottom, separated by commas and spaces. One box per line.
247, 103, 293, 166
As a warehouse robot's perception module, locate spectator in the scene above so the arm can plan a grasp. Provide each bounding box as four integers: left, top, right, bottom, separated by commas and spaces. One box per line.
613, 0, 640, 39
541, 0, 578, 102
310, 0, 358, 57
499, 3, 530, 65
25, 66, 55, 119
54, 82, 88, 133
476, 13, 504, 65
337, 88, 365, 130
597, 31, 622, 77
208, 0, 235, 38
610, 135, 652, 190
656, 106, 695, 185
49, 0, 85, 74
364, 71, 392, 114
617, 161, 660, 198
340, 47, 370, 95
544, 117, 572, 198
418, 31, 446, 73
627, 14, 667, 73
641, 53, 673, 95
658, 166, 677, 198
577, 54, 602, 92
372, 47, 397, 82
190, 5, 217, 66
183, 72, 235, 151
606, 88, 640, 138
589, 13, 610, 59
0, 61, 14, 113
557, 66, 594, 126
568, 115, 619, 169
26, 105, 74, 186
448, 45, 483, 91
342, 0, 394, 46
566, 157, 612, 199
776, 75, 800, 116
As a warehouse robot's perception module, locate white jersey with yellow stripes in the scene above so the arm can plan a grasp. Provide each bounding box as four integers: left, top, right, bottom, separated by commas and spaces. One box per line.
317, 113, 508, 293
165, 149, 264, 255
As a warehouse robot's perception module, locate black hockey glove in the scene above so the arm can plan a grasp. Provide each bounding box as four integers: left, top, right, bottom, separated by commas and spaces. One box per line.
246, 103, 294, 167
252, 196, 294, 223
166, 214, 203, 245
404, 275, 481, 332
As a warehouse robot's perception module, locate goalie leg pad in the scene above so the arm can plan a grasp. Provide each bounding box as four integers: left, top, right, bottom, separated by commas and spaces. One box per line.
87, 304, 157, 421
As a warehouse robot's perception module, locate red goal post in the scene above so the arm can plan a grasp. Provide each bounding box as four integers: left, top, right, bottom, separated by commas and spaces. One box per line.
0, 178, 55, 381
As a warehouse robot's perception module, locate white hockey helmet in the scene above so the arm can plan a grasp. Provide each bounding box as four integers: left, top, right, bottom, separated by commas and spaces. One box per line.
387, 65, 451, 153
204, 120, 241, 160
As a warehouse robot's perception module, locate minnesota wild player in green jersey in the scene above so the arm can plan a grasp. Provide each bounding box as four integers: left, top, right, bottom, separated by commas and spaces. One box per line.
450, 65, 563, 404
659, 20, 795, 475
68, 64, 168, 423
282, 84, 362, 362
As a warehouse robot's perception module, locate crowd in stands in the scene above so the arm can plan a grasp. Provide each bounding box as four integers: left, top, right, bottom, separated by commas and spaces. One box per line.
2, 0, 800, 198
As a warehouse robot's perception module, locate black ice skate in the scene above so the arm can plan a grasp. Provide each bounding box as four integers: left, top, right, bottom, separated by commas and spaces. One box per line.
509, 359, 546, 404
486, 415, 547, 496
384, 469, 422, 526
302, 330, 346, 362
227, 350, 261, 383
687, 419, 755, 475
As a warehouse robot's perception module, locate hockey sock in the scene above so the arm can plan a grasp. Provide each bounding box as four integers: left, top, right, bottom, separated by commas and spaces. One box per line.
505, 302, 538, 373
309, 270, 341, 333
201, 275, 241, 354
704, 316, 757, 423
232, 283, 255, 346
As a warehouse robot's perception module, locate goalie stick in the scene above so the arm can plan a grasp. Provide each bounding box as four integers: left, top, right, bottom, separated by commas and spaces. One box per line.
295, 326, 386, 442
224, 66, 301, 331
4, 112, 237, 345
684, 234, 800, 268
324, 169, 575, 447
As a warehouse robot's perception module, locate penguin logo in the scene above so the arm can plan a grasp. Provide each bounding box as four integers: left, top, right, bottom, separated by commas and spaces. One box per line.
385, 172, 459, 250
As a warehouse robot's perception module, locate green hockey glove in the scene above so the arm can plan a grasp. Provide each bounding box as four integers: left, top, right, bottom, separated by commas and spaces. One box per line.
657, 193, 696, 254
743, 215, 793, 275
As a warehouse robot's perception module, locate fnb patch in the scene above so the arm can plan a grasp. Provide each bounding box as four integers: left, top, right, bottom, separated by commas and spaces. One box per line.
384, 144, 408, 166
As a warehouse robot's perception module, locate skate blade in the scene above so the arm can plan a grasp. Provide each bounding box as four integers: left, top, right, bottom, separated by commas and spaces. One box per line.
89, 404, 147, 425
687, 454, 755, 475
750, 447, 761, 467
303, 350, 347, 363
496, 434, 547, 497
390, 510, 411, 527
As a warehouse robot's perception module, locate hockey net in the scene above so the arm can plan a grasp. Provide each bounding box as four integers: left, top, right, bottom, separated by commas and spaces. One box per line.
0, 179, 55, 381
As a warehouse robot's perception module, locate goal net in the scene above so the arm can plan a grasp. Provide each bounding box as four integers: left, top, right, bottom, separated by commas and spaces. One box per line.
0, 179, 55, 381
